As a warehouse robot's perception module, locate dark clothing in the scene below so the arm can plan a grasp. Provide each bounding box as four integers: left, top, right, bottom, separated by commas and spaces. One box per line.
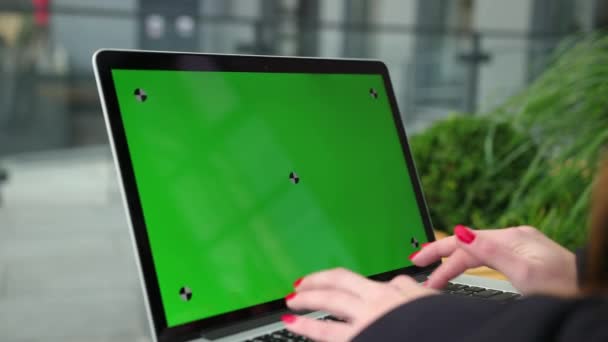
355, 248, 608, 342
354, 294, 608, 342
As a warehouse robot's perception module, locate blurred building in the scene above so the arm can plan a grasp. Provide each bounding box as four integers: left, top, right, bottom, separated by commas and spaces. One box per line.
1, 0, 606, 157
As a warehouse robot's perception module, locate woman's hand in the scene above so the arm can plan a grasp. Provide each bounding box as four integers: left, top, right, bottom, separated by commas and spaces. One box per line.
283, 268, 437, 342
411, 225, 578, 296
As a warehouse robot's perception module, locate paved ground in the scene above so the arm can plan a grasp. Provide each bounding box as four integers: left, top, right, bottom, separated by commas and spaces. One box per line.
0, 147, 151, 341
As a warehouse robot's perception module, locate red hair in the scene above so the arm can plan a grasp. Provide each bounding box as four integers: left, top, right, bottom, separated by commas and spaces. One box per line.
586, 157, 608, 292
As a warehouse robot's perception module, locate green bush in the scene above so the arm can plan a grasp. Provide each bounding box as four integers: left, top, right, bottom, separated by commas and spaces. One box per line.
411, 116, 537, 233
411, 34, 608, 250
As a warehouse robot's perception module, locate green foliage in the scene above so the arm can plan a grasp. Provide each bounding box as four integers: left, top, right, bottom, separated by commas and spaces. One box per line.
411, 34, 608, 250
411, 116, 537, 234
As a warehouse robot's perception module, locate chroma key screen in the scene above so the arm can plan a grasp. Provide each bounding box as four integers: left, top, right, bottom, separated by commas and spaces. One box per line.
111, 69, 428, 327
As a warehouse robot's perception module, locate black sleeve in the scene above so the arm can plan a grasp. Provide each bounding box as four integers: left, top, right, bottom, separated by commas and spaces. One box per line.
353, 294, 608, 342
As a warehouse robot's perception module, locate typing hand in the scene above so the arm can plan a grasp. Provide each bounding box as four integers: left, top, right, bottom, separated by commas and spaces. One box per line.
411, 225, 578, 296
282, 268, 437, 342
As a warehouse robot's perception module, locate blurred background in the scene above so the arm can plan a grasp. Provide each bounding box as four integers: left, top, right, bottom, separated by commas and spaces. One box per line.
1, 0, 608, 340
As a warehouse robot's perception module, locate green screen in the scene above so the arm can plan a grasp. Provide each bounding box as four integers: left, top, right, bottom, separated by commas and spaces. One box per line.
112, 69, 428, 327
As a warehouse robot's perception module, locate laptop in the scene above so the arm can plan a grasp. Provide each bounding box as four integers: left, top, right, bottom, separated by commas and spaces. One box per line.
92, 50, 518, 342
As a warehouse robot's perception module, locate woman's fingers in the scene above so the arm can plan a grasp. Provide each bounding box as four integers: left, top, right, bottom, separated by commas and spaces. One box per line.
413, 226, 521, 289
286, 289, 364, 322
296, 267, 381, 298
285, 269, 439, 341
453, 225, 521, 275
283, 314, 351, 342
424, 249, 479, 288
388, 275, 420, 294
389, 274, 418, 289
410, 236, 459, 266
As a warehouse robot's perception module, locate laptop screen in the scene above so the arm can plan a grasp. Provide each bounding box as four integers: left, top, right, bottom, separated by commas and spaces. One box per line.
111, 69, 429, 328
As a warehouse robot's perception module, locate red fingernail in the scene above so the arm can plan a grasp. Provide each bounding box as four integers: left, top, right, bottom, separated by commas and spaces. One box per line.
293, 277, 303, 288
421, 242, 432, 248
285, 293, 296, 301
454, 225, 476, 244
408, 251, 420, 260
282, 314, 297, 324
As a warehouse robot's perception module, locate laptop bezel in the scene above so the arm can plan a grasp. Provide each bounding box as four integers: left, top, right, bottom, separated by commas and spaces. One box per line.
93, 49, 440, 342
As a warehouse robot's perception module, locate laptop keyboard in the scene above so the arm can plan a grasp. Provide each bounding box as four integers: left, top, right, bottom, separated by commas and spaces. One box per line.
244, 283, 520, 341
244, 328, 311, 342
442, 282, 521, 302
244, 316, 340, 342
